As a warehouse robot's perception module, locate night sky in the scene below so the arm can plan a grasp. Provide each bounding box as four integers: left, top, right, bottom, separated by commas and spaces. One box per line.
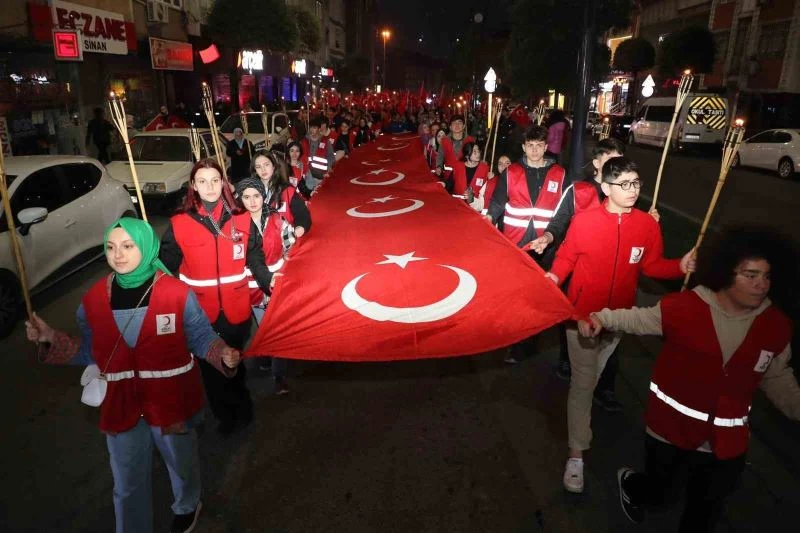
376, 0, 513, 58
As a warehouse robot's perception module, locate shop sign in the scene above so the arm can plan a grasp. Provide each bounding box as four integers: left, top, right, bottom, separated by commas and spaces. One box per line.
320, 67, 334, 77
238, 50, 263, 73
0, 117, 12, 157
292, 59, 307, 75
53, 29, 83, 61
150, 38, 193, 71
52, 0, 128, 55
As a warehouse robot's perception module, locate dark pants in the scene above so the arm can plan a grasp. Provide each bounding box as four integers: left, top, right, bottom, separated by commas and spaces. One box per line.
623, 434, 746, 533
198, 313, 253, 425
95, 142, 110, 164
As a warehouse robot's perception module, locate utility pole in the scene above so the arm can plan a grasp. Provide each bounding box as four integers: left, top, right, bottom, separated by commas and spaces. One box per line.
568, 0, 597, 183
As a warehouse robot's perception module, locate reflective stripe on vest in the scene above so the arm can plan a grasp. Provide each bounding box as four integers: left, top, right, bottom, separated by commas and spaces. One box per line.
310, 155, 328, 171
179, 270, 248, 287
104, 356, 194, 381
504, 204, 555, 218
650, 382, 749, 427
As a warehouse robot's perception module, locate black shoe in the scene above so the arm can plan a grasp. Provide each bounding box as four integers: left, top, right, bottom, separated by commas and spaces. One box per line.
593, 389, 624, 412
617, 468, 645, 524
275, 378, 290, 396
216, 419, 236, 436
556, 359, 571, 381
171, 502, 202, 533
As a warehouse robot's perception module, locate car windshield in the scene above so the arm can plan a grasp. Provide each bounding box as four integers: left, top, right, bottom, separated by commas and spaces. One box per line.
219, 114, 267, 134
117, 136, 192, 162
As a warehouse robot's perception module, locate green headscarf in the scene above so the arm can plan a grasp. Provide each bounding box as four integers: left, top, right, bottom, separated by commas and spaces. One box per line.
104, 217, 171, 289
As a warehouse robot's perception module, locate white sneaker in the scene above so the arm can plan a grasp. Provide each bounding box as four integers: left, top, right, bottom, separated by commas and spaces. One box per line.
563, 458, 584, 493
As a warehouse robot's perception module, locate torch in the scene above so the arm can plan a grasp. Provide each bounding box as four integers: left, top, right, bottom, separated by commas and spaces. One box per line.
260, 105, 270, 151
240, 111, 251, 159
108, 91, 148, 221
651, 69, 693, 210
683, 119, 745, 289
0, 141, 33, 318
189, 123, 201, 162
599, 116, 611, 140
201, 82, 227, 179
489, 98, 502, 167
535, 99, 546, 125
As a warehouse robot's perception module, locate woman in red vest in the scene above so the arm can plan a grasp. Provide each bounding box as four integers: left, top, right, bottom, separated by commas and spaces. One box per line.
160, 158, 272, 435
579, 227, 799, 532
236, 177, 291, 395
26, 217, 241, 533
252, 150, 311, 239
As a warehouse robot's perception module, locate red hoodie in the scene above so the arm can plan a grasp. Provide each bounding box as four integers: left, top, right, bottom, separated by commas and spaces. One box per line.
550, 201, 682, 318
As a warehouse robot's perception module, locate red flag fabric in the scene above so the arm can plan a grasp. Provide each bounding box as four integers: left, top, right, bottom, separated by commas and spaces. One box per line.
510, 105, 532, 128
245, 134, 575, 361
144, 114, 190, 131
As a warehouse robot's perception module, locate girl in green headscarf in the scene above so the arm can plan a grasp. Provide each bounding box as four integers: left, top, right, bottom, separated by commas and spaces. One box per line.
25, 217, 241, 533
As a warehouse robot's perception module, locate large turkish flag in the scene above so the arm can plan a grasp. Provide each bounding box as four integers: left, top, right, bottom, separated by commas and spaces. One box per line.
245, 133, 575, 361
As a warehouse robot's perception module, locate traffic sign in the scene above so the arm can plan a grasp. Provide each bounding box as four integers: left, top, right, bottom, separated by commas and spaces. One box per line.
641, 74, 655, 98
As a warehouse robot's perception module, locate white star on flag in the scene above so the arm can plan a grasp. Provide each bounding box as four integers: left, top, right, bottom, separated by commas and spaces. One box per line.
377, 252, 428, 269
369, 195, 396, 204
369, 168, 387, 175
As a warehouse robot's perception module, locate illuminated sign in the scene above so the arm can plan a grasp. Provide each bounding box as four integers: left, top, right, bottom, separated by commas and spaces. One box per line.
150, 37, 193, 71
238, 49, 263, 73
292, 59, 307, 75
320, 67, 334, 77
52, 0, 128, 55
199, 44, 220, 64
53, 29, 83, 61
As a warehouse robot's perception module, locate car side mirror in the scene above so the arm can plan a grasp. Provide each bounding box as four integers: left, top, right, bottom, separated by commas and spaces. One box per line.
17, 207, 48, 236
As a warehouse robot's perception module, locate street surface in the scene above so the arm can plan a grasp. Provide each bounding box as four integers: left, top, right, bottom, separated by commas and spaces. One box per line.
2, 149, 799, 532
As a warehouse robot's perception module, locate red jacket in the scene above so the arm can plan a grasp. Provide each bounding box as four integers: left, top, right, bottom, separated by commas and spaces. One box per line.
171, 205, 253, 324
82, 273, 205, 433
452, 161, 489, 196
439, 135, 476, 172
502, 163, 565, 245
573, 181, 601, 212
289, 160, 306, 188
550, 201, 682, 317
272, 185, 298, 226
647, 290, 792, 459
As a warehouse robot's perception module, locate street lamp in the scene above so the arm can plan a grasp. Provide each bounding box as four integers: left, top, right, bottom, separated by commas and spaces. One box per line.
381, 29, 391, 90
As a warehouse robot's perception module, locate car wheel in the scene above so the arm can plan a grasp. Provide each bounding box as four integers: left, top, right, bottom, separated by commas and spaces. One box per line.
777, 157, 794, 179
731, 153, 740, 168
0, 270, 22, 339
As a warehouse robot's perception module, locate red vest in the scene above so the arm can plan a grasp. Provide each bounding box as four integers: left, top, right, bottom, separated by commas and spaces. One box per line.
301, 137, 330, 175
271, 185, 297, 226
246, 212, 285, 305
573, 181, 601, 213
502, 163, 566, 245
440, 135, 476, 172
647, 290, 792, 459
452, 161, 489, 196
171, 208, 252, 324
82, 273, 205, 433
289, 161, 305, 188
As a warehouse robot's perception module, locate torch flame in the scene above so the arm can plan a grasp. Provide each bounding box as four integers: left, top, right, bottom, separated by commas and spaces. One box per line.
735, 118, 744, 127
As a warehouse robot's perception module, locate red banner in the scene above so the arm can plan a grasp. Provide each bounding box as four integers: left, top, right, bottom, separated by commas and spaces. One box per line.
245, 134, 575, 361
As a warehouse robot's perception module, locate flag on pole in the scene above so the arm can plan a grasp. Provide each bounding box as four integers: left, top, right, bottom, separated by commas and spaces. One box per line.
245, 134, 575, 361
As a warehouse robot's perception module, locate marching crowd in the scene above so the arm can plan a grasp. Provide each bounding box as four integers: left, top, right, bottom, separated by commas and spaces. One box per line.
23, 99, 800, 533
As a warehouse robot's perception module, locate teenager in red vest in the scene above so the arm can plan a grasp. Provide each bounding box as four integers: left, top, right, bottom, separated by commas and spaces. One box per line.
580, 227, 799, 532
286, 141, 319, 198
435, 114, 475, 191
452, 141, 490, 196
485, 125, 566, 263
546, 157, 696, 495
26, 217, 241, 533
334, 119, 357, 162
252, 151, 311, 237
300, 118, 334, 186
160, 159, 272, 435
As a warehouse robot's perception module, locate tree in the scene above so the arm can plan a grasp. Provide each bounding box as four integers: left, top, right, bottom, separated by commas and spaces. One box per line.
657, 26, 716, 76
504, 0, 633, 101
612, 37, 655, 112
207, 0, 297, 52
288, 5, 322, 54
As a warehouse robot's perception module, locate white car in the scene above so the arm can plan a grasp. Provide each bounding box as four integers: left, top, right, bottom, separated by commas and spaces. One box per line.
733, 128, 800, 179
106, 128, 229, 207
0, 156, 136, 337
219, 111, 290, 153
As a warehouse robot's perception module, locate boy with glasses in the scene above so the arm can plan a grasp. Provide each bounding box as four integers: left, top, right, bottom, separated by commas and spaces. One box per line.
545, 156, 696, 494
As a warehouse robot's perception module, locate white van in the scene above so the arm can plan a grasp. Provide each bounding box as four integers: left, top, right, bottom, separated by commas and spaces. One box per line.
629, 93, 728, 149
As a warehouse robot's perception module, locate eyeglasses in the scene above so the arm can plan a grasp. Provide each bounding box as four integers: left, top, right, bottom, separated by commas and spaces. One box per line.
607, 179, 642, 191
735, 270, 771, 282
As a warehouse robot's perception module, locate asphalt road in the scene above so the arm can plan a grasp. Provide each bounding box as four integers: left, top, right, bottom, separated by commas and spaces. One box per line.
2, 158, 799, 532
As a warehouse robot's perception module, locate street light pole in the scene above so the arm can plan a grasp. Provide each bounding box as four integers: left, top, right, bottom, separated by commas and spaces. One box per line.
381, 29, 391, 89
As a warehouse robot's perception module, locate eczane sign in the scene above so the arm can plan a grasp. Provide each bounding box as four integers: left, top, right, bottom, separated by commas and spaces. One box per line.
52, 0, 128, 55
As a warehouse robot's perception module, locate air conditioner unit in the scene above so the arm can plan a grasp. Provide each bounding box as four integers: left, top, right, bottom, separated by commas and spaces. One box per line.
147, 0, 169, 24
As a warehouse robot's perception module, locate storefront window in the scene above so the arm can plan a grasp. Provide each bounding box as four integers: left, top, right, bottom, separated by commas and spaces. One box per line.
239, 74, 257, 111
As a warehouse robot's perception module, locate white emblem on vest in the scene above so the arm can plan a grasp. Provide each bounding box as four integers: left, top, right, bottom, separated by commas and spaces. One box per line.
233, 243, 245, 260
754, 350, 774, 373
476, 179, 485, 187
547, 180, 559, 193
156, 314, 176, 335
629, 247, 644, 264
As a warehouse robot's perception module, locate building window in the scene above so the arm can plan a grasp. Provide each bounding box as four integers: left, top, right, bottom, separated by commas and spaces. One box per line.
731, 17, 751, 66
758, 21, 790, 60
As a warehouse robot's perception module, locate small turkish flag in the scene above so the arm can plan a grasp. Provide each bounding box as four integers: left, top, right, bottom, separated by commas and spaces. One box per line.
246, 134, 575, 361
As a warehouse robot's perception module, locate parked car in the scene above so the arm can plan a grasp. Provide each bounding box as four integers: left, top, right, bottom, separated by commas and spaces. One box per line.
105, 128, 229, 209
732, 128, 800, 179
219, 111, 290, 153
629, 93, 728, 150
0, 156, 136, 337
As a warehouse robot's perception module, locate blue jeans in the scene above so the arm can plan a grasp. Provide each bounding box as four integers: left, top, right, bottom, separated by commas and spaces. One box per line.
252, 305, 288, 381
106, 416, 201, 533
